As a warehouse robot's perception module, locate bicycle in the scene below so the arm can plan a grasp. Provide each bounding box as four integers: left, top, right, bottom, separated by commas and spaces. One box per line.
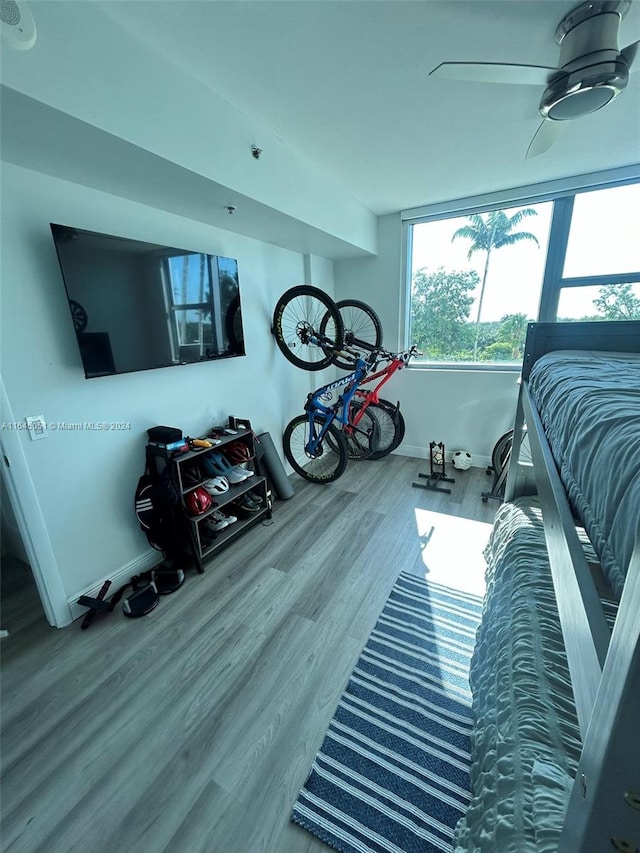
282, 350, 383, 483
273, 286, 413, 465
347, 346, 415, 460
272, 285, 382, 372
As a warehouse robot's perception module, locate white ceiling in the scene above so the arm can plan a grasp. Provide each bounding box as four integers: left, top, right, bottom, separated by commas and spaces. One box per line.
2, 0, 639, 259
97, 0, 640, 215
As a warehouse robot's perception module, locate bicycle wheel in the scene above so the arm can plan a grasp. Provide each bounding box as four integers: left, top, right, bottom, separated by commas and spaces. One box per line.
283, 414, 348, 483
272, 285, 344, 371
323, 300, 383, 371
342, 403, 381, 460
490, 430, 514, 475
365, 399, 406, 460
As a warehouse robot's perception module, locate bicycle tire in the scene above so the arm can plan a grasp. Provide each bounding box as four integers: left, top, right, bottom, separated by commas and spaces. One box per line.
341, 403, 381, 460
365, 400, 406, 460
272, 285, 344, 371
322, 299, 383, 371
491, 430, 514, 476
283, 414, 348, 483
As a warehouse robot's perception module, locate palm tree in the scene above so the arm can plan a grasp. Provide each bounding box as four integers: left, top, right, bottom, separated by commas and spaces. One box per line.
452, 209, 540, 359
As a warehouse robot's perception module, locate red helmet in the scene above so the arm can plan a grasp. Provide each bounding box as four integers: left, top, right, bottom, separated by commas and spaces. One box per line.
225, 440, 252, 464
185, 486, 213, 516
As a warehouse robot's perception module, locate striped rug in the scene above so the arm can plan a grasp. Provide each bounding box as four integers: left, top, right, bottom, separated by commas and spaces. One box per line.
291, 571, 483, 853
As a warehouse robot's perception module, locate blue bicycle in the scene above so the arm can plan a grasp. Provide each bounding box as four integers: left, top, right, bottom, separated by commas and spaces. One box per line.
282, 351, 381, 483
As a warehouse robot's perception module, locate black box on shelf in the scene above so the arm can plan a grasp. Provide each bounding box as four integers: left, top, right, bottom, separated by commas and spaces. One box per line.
148, 425, 183, 444
229, 416, 252, 431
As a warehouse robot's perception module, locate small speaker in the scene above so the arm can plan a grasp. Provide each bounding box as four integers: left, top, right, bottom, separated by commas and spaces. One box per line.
1, 0, 37, 50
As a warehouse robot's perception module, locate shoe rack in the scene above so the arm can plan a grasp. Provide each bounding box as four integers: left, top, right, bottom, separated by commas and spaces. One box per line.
147, 427, 271, 573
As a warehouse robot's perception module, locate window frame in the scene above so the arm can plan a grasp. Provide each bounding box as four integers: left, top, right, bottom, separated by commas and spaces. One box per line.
401, 166, 640, 371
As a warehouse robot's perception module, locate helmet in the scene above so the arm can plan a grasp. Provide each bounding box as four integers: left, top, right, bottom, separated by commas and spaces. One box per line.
180, 463, 202, 488
201, 451, 246, 485
225, 441, 252, 464
201, 453, 227, 478
203, 475, 229, 495
185, 486, 213, 516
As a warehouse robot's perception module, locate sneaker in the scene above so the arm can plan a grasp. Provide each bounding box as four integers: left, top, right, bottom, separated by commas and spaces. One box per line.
233, 465, 254, 479
202, 511, 230, 533
220, 510, 238, 525
238, 493, 262, 513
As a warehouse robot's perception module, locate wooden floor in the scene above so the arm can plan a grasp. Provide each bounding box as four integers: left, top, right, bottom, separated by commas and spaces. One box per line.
1, 455, 497, 853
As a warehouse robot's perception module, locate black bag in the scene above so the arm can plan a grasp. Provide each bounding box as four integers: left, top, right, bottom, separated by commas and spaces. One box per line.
134, 452, 185, 558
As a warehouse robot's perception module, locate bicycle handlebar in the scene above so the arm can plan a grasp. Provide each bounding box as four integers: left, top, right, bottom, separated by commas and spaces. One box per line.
336, 343, 419, 371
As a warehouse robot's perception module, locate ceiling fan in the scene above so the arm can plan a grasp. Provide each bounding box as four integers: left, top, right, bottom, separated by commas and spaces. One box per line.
429, 0, 639, 158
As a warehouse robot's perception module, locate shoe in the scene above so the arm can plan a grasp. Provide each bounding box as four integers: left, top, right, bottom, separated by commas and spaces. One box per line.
202, 511, 230, 533
238, 493, 263, 513
220, 510, 238, 525
233, 465, 254, 479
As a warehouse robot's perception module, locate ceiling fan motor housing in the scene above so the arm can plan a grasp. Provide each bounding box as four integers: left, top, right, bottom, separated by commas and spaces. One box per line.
539, 1, 631, 120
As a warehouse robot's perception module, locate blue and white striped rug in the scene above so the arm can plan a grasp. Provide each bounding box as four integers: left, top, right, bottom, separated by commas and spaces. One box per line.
291, 571, 483, 853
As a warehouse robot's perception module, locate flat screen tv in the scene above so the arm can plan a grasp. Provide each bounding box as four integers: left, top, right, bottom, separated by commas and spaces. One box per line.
50, 223, 245, 378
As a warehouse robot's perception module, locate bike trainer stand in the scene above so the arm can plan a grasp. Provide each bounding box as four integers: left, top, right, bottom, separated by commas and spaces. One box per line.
412, 441, 455, 495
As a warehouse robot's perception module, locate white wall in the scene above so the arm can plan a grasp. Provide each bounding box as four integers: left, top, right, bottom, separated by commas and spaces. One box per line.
334, 213, 520, 464
1, 1, 376, 256
0, 162, 332, 621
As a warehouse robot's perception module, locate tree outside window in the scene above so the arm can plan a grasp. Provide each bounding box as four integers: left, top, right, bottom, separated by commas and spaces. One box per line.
408, 204, 551, 364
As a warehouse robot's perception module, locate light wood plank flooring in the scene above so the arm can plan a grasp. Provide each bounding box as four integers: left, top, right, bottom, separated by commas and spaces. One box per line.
1, 455, 497, 853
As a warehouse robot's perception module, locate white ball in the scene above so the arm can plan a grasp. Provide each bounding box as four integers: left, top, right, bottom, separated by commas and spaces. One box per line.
452, 450, 472, 470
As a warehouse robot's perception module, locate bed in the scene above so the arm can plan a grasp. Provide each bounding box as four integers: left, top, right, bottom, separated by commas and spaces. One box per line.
454, 320, 640, 853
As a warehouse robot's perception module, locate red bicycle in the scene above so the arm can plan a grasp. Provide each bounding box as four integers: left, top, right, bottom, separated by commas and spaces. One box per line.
346, 346, 415, 460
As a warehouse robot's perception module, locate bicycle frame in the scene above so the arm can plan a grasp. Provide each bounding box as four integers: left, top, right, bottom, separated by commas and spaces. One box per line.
302, 355, 373, 456
348, 347, 416, 421
301, 346, 416, 458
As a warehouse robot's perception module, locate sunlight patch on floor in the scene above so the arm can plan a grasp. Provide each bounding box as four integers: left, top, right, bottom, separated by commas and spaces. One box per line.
414, 508, 493, 598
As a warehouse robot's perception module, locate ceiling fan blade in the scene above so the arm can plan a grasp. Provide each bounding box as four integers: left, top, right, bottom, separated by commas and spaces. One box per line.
429, 62, 558, 86
526, 120, 568, 159
621, 40, 639, 71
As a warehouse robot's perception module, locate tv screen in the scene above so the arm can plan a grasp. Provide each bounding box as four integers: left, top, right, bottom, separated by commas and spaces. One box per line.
50, 224, 245, 378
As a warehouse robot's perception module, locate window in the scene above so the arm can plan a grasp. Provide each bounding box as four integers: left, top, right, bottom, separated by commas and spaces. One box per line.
405, 178, 640, 367
555, 183, 640, 323
563, 184, 640, 278
557, 283, 640, 321
408, 204, 552, 365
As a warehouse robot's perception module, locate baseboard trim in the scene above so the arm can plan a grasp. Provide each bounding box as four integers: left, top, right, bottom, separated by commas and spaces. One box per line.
68, 550, 161, 624
394, 444, 491, 470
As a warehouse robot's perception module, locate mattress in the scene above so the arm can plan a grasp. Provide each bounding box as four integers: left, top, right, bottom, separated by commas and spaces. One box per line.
453, 498, 618, 853
528, 350, 640, 599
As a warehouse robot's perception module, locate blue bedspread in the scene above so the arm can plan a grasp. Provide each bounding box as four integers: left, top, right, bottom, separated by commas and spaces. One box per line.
454, 499, 583, 852
528, 350, 640, 598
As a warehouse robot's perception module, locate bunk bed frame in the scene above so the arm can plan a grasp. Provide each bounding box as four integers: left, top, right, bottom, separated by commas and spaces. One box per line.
505, 320, 640, 853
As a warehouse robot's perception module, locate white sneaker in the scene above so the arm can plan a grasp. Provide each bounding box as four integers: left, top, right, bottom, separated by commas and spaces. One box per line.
233, 465, 254, 479
202, 511, 230, 533
224, 468, 248, 485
